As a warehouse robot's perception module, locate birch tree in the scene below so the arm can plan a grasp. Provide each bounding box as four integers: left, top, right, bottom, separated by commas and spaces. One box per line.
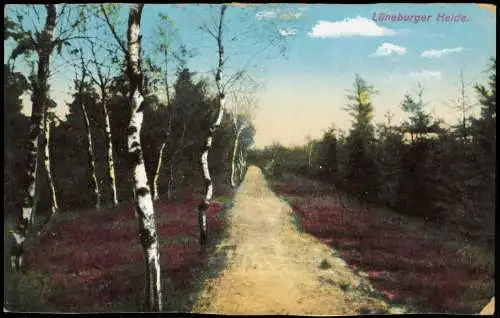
74, 49, 101, 210
194, 3, 292, 245
237, 145, 250, 181
228, 84, 257, 187
6, 3, 92, 271
25, 61, 59, 221
8, 4, 57, 271
86, 38, 119, 206
196, 4, 228, 246
150, 17, 182, 201
162, 67, 209, 199
42, 110, 59, 216
100, 3, 163, 311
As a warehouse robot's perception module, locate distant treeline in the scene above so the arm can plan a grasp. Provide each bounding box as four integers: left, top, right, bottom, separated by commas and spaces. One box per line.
4, 64, 255, 218
250, 59, 496, 250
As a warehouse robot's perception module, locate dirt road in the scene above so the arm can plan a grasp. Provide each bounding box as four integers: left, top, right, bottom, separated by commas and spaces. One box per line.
191, 166, 397, 315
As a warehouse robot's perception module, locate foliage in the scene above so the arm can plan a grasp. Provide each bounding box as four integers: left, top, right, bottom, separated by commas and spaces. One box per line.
4, 64, 30, 216
6, 198, 227, 311
253, 62, 496, 251
5, 270, 61, 312
272, 174, 494, 314
3, 3, 494, 312
343, 75, 379, 202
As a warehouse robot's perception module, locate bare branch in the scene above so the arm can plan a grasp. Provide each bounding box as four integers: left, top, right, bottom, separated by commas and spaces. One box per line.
30, 5, 42, 33
87, 38, 111, 92
55, 3, 68, 21
199, 22, 218, 41
54, 4, 72, 40
49, 58, 81, 78
100, 4, 128, 55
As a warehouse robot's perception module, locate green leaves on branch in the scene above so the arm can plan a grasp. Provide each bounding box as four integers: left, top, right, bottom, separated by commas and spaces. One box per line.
54, 40, 72, 56
155, 12, 178, 55
10, 36, 36, 61
4, 16, 25, 41
158, 12, 176, 31
400, 94, 419, 113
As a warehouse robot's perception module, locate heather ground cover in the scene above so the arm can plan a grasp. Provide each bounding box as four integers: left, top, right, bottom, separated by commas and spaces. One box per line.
5, 195, 232, 312
4, 170, 493, 314
270, 173, 494, 314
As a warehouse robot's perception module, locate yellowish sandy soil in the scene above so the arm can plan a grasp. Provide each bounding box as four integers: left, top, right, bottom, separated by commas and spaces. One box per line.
191, 166, 395, 315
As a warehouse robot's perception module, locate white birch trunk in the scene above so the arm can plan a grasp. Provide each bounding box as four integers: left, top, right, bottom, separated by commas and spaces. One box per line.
126, 4, 162, 311
10, 4, 57, 271
230, 125, 247, 187
238, 148, 247, 181
152, 84, 174, 201
152, 142, 166, 201
102, 99, 118, 206
198, 5, 227, 246
230, 131, 241, 188
80, 95, 101, 210
43, 115, 58, 216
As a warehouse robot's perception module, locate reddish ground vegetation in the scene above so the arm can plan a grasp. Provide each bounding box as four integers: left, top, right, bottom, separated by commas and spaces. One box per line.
272, 180, 333, 197
273, 179, 493, 314
22, 197, 226, 312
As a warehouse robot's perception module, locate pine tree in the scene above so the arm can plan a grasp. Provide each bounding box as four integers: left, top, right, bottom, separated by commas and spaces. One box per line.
343, 75, 379, 203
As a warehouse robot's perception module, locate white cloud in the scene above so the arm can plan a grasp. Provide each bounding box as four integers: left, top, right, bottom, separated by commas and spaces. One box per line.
279, 28, 297, 37
255, 11, 277, 20
371, 43, 407, 57
421, 47, 465, 58
408, 70, 442, 79
308, 16, 397, 38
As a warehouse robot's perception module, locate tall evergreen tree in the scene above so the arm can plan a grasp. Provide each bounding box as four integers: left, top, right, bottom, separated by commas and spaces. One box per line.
343, 75, 379, 202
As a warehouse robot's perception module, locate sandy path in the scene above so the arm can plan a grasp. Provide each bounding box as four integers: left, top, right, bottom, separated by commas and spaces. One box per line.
191, 166, 393, 315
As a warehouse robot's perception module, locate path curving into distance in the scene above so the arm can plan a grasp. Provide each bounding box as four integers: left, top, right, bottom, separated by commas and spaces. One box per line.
191, 166, 398, 315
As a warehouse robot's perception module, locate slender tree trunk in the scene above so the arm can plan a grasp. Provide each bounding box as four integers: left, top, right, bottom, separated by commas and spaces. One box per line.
238, 148, 247, 182
198, 5, 227, 246
126, 4, 162, 312
235, 151, 241, 184
164, 49, 171, 105
308, 141, 314, 169
90, 37, 119, 207
102, 96, 118, 206
167, 158, 174, 199
152, 142, 166, 201
230, 130, 241, 188
10, 4, 57, 271
80, 99, 101, 210
43, 115, 58, 216
152, 80, 173, 201
36, 114, 59, 238
151, 119, 183, 201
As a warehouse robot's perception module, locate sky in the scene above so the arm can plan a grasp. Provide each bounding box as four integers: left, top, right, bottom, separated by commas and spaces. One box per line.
4, 3, 497, 149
